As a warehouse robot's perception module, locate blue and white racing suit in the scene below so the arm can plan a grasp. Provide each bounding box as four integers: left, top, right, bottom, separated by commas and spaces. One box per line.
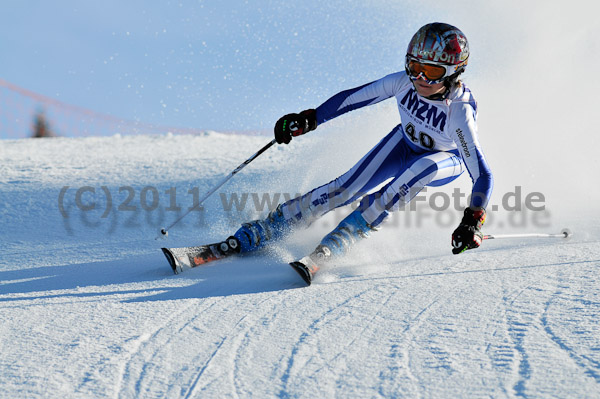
280, 71, 493, 229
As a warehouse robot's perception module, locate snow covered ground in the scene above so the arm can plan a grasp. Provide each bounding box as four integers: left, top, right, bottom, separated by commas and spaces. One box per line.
1, 117, 599, 398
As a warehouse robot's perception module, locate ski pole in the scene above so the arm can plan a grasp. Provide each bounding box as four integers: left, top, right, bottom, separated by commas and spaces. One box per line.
157, 138, 277, 239
483, 228, 572, 241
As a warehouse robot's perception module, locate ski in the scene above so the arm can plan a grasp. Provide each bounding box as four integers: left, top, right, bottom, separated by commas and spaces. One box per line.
289, 255, 321, 286
163, 235, 323, 286
162, 237, 240, 274
288, 245, 333, 285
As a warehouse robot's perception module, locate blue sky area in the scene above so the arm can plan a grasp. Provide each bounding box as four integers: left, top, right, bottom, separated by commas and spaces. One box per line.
1, 1, 591, 132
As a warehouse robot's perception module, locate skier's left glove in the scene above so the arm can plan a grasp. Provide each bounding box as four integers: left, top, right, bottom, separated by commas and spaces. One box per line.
452, 207, 486, 255
274, 109, 317, 144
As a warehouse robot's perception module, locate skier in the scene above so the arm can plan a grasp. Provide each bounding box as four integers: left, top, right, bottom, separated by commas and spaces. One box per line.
224, 22, 493, 268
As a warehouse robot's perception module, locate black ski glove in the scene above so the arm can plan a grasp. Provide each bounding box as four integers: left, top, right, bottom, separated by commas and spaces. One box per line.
274, 109, 317, 144
452, 207, 486, 254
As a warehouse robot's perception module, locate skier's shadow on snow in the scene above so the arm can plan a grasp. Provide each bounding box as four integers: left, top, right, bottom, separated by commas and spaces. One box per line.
125, 254, 308, 302
0, 253, 305, 303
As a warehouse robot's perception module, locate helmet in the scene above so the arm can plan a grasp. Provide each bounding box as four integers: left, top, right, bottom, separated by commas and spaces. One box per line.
405, 23, 469, 85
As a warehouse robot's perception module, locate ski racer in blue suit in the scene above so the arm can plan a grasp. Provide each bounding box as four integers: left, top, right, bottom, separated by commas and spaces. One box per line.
230, 22, 493, 263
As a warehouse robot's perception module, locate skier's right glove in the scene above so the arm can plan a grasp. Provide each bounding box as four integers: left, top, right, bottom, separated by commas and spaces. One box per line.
452, 207, 486, 255
274, 109, 317, 144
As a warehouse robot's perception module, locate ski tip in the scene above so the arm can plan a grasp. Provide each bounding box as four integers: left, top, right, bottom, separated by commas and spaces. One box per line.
561, 228, 572, 239
161, 248, 180, 274
289, 261, 312, 286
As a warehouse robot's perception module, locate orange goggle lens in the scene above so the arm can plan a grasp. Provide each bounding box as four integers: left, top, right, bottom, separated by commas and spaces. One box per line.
407, 60, 447, 81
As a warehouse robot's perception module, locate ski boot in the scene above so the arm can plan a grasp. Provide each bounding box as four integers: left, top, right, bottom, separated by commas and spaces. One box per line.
233, 204, 296, 253
318, 209, 376, 258
289, 210, 376, 284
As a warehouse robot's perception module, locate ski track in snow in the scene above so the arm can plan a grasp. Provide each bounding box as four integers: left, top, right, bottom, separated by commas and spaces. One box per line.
1, 134, 599, 398
541, 271, 600, 383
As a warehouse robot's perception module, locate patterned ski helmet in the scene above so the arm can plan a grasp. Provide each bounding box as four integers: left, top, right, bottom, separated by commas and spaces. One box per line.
405, 23, 469, 84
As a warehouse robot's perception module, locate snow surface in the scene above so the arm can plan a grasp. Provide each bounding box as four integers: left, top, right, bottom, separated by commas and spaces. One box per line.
1, 115, 599, 398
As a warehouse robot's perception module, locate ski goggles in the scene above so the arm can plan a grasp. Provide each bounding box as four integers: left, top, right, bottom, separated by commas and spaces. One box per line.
405, 56, 460, 85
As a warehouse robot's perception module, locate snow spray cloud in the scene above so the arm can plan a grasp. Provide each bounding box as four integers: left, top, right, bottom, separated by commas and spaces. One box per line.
438, 0, 600, 217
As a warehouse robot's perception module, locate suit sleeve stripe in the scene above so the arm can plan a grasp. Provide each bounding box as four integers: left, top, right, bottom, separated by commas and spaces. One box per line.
316, 81, 376, 124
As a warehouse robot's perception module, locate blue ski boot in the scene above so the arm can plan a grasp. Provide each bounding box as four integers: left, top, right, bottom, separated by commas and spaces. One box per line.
288, 210, 377, 284
313, 209, 376, 262
232, 204, 296, 253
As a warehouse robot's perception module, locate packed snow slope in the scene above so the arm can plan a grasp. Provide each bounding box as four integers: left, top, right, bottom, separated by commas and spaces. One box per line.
1, 116, 599, 398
